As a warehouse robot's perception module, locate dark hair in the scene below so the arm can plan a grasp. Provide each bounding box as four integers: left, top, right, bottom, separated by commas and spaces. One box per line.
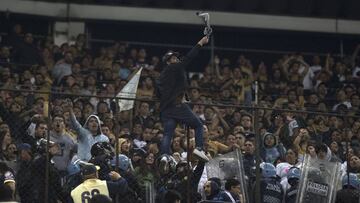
52, 114, 65, 121
163, 190, 182, 203
0, 162, 10, 174
208, 177, 222, 188
315, 143, 328, 154
225, 178, 240, 191
89, 194, 112, 203
0, 184, 13, 201
35, 120, 47, 130
0, 129, 10, 149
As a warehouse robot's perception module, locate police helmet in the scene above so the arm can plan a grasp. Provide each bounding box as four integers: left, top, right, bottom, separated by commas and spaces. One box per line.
342, 173, 360, 189
260, 162, 277, 178
110, 154, 131, 171
287, 167, 301, 180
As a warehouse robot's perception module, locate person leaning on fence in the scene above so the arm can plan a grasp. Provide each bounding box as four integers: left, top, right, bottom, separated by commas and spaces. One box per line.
63, 100, 109, 161
156, 35, 210, 165
70, 163, 128, 203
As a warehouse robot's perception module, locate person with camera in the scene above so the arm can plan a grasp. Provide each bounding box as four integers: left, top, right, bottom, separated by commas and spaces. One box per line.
22, 120, 48, 153
63, 100, 109, 161
30, 140, 66, 203
89, 142, 114, 181
70, 163, 128, 203
156, 36, 210, 164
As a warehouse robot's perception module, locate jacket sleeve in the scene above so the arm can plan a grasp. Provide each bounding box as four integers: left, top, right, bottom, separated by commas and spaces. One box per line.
192, 161, 205, 189
69, 111, 87, 142
107, 177, 128, 197
179, 44, 202, 67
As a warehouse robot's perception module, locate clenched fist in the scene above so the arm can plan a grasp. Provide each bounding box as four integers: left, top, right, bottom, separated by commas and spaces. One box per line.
198, 36, 209, 46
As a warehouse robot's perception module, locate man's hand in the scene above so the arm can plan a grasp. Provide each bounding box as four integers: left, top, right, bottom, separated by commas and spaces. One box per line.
109, 171, 121, 180
198, 36, 209, 46
62, 99, 73, 112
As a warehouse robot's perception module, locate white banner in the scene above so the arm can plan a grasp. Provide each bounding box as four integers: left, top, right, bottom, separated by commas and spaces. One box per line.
116, 67, 142, 112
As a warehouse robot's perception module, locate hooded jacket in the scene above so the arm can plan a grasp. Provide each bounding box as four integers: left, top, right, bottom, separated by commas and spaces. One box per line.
260, 132, 286, 164
206, 180, 221, 201
70, 113, 109, 161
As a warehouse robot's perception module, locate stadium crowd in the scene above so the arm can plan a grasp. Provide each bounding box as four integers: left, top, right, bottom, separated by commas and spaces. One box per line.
0, 23, 359, 203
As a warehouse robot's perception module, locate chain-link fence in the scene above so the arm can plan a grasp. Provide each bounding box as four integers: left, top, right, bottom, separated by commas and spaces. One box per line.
0, 88, 359, 203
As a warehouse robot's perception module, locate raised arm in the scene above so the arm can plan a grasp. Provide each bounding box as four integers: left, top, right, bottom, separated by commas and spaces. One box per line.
180, 36, 209, 67
63, 100, 86, 141
214, 55, 224, 80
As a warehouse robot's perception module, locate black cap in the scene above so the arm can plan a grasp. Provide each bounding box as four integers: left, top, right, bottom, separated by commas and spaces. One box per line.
162, 51, 180, 63
81, 163, 100, 176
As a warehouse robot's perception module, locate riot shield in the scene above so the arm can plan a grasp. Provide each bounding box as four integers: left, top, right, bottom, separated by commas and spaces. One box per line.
295, 155, 341, 203
206, 150, 248, 203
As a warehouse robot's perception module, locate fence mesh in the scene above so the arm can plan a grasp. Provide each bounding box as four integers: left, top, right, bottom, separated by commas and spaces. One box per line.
0, 86, 358, 203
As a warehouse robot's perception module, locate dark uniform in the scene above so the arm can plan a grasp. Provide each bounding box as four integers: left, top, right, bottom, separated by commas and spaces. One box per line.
285, 185, 298, 203
259, 178, 284, 203
336, 188, 360, 203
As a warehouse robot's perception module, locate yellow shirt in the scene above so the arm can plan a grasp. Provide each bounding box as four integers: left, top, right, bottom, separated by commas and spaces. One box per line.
71, 179, 110, 203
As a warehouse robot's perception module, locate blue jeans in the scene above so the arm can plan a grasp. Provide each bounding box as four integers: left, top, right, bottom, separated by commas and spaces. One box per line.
160, 103, 204, 155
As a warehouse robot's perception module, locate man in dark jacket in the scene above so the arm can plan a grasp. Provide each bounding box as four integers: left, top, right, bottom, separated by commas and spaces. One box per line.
218, 178, 243, 203
157, 36, 209, 162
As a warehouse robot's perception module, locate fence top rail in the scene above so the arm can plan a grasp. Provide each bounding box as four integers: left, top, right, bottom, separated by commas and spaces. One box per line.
0, 32, 342, 57
0, 87, 358, 119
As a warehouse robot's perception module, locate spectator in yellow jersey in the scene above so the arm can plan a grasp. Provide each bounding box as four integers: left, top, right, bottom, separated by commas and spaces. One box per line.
71, 163, 127, 203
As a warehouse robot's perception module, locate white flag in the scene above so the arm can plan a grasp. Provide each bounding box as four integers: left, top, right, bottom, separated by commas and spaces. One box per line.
116, 67, 143, 112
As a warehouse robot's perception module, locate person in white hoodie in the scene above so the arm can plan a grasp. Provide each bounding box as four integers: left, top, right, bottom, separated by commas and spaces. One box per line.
64, 100, 109, 161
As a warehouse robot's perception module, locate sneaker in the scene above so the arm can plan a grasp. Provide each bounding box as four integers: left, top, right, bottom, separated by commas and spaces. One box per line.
159, 155, 169, 174
193, 148, 210, 162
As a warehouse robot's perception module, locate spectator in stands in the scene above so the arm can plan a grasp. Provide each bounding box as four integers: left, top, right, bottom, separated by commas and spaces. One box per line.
64, 100, 109, 161
137, 76, 155, 99
49, 115, 76, 175
31, 140, 65, 203
15, 33, 43, 67
348, 154, 360, 173
203, 179, 221, 201
163, 189, 182, 203
70, 163, 128, 203
90, 194, 112, 203
118, 137, 131, 157
134, 101, 155, 129
0, 183, 18, 203
0, 162, 16, 200
260, 132, 286, 164
16, 143, 33, 203
0, 130, 12, 157
52, 51, 73, 85
0, 46, 12, 65
1, 143, 17, 170
243, 139, 257, 179
22, 120, 47, 152
134, 152, 159, 198
218, 178, 244, 203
